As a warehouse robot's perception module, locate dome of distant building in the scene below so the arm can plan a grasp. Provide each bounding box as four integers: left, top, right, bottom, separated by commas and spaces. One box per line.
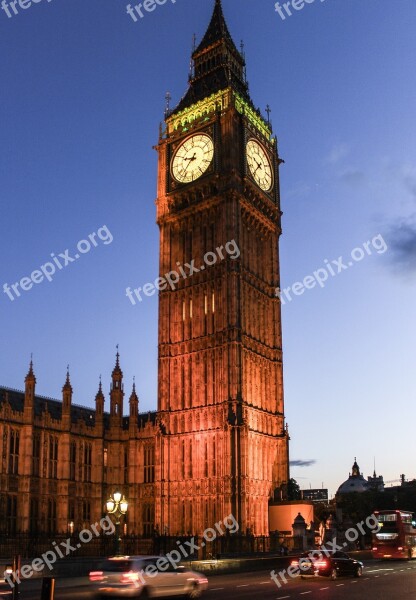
337, 458, 370, 494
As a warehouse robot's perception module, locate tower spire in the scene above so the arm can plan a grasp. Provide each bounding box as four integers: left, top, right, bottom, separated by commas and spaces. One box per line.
96, 375, 104, 398
266, 105, 272, 126
62, 364, 72, 421
164, 91, 172, 118
95, 374, 105, 425
110, 347, 124, 424
170, 0, 249, 116
63, 365, 72, 391
129, 377, 139, 431
24, 355, 36, 421
25, 355, 36, 383
194, 0, 235, 54
112, 345, 123, 378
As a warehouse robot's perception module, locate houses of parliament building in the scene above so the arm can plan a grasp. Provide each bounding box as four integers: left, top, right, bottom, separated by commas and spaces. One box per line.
0, 0, 289, 540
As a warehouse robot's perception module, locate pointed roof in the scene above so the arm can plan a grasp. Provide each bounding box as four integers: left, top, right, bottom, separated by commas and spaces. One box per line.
352, 457, 360, 477
112, 347, 123, 379
62, 366, 72, 392
95, 376, 104, 401
171, 0, 249, 116
194, 0, 238, 56
129, 378, 138, 402
25, 357, 36, 383
95, 375, 104, 399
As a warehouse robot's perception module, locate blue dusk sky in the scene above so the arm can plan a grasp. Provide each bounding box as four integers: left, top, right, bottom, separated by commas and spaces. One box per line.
1, 0, 415, 497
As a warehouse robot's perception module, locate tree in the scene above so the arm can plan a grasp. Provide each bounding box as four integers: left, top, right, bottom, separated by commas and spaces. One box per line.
287, 478, 301, 501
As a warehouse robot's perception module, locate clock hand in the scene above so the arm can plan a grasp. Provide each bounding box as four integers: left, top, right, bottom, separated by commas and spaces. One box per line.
253, 158, 262, 173
184, 153, 197, 173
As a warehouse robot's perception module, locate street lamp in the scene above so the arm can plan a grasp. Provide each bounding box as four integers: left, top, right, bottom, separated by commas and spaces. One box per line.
106, 492, 128, 555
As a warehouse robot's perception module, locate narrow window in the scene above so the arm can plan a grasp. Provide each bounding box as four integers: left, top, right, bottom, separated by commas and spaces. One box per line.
83, 500, 91, 523
49, 436, 58, 479
30, 498, 39, 534
47, 498, 57, 534
124, 448, 128, 484
70, 442, 76, 481
204, 441, 209, 478
144, 446, 155, 483
83, 443, 92, 482
32, 434, 41, 477
142, 504, 154, 537
6, 496, 17, 534
9, 430, 19, 475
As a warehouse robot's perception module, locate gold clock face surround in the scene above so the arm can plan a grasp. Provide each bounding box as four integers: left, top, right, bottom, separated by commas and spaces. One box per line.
246, 139, 273, 192
171, 133, 214, 184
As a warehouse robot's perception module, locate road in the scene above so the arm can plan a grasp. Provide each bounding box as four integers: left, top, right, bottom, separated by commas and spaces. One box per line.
10, 560, 416, 599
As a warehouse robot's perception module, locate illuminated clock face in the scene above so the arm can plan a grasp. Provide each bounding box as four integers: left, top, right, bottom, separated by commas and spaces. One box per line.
171, 134, 214, 184
246, 139, 273, 192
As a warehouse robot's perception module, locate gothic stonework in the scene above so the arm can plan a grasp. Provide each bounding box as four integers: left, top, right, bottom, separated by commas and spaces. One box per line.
0, 359, 159, 537
0, 0, 289, 539
155, 0, 289, 536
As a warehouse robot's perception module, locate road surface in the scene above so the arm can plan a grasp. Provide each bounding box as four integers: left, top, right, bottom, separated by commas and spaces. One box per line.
12, 560, 416, 599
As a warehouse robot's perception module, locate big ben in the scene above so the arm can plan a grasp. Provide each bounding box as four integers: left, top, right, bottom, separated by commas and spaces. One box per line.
155, 0, 289, 536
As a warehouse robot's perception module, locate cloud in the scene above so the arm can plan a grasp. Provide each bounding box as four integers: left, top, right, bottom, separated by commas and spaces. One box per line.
290, 459, 316, 468
386, 218, 416, 273
339, 169, 367, 187
382, 162, 416, 201
325, 143, 350, 165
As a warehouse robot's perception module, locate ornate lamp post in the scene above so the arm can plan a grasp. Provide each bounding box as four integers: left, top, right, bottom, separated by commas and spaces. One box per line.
106, 492, 128, 555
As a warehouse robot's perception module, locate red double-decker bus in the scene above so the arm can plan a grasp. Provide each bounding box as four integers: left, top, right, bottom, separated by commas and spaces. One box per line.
372, 510, 416, 560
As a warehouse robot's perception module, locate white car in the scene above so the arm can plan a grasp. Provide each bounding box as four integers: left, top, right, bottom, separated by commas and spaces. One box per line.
89, 556, 208, 598
0, 565, 13, 599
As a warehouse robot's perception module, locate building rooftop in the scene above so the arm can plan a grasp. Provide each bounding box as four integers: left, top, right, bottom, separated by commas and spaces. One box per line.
0, 386, 157, 430
337, 458, 370, 495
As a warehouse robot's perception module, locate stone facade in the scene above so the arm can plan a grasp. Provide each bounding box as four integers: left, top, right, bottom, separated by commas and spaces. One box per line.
155, 0, 289, 536
0, 0, 289, 539
0, 359, 158, 537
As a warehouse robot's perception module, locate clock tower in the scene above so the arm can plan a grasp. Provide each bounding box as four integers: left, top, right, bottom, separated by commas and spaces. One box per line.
155, 0, 289, 536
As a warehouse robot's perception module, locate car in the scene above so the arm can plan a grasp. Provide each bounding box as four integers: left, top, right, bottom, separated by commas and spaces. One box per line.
291, 550, 364, 581
89, 555, 208, 598
0, 565, 13, 599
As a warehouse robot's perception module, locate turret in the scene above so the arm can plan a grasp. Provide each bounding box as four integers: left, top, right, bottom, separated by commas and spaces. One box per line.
23, 358, 36, 422
62, 367, 72, 414
129, 379, 139, 434
110, 349, 124, 428
95, 376, 105, 419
